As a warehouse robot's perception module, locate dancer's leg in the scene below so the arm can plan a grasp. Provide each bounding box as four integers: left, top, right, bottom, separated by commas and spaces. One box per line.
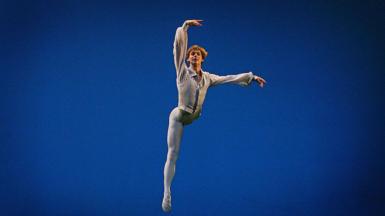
164, 109, 184, 194
162, 109, 184, 212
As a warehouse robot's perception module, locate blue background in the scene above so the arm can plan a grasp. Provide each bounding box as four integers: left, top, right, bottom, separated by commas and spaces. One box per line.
1, 0, 384, 215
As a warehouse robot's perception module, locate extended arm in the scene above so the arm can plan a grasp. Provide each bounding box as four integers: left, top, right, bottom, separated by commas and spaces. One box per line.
209, 72, 266, 88
173, 20, 203, 76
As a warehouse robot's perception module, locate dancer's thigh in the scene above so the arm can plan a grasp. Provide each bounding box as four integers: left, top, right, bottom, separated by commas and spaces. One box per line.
167, 108, 184, 153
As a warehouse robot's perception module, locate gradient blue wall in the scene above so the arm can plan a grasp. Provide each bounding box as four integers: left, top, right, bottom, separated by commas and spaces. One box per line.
1, 0, 384, 215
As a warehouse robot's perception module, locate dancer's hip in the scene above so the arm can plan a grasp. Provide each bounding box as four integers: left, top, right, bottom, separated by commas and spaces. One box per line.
169, 107, 201, 125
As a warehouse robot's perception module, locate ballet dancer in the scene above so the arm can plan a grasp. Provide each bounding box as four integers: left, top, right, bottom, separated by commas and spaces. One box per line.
162, 19, 266, 212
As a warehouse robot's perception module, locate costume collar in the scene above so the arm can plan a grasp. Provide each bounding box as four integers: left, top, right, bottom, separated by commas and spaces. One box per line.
188, 66, 204, 77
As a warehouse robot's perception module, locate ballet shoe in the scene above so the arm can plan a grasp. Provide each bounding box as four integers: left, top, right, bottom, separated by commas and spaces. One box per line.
162, 193, 172, 212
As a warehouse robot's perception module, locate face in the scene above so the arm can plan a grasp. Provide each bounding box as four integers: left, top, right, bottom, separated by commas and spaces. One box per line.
188, 50, 204, 65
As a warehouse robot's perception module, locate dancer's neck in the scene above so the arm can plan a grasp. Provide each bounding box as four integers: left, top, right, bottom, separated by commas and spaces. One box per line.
190, 64, 202, 77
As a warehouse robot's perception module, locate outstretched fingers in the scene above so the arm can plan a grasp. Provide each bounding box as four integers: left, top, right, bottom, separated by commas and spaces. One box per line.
195, 19, 204, 24
254, 76, 266, 88
185, 19, 204, 26
259, 77, 266, 84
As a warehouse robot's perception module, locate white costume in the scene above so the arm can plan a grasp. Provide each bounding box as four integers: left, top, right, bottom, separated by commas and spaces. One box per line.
162, 21, 257, 212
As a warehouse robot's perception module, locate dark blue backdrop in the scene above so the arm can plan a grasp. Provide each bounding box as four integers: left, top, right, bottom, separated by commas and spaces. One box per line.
1, 0, 384, 215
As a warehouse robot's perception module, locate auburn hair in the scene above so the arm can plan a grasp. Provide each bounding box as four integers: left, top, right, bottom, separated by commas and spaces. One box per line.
186, 45, 208, 59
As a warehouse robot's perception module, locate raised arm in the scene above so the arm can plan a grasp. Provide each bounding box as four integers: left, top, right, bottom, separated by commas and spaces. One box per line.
208, 72, 266, 88
173, 20, 203, 76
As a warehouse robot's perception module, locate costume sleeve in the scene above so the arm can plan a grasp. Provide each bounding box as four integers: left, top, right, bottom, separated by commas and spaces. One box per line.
173, 22, 189, 80
208, 72, 254, 87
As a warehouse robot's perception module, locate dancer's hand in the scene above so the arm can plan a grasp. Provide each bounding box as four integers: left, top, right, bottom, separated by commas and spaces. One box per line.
254, 75, 266, 88
184, 19, 203, 27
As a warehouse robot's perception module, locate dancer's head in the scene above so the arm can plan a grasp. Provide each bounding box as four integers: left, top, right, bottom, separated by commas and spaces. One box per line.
187, 45, 208, 66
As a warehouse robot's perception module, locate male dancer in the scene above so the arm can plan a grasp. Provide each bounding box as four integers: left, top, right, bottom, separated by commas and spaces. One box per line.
162, 19, 266, 212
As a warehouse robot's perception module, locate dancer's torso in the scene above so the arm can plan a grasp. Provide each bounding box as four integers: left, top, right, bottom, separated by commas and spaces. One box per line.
177, 66, 211, 115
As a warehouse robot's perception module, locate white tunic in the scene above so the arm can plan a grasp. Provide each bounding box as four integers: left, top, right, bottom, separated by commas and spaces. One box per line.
173, 21, 255, 115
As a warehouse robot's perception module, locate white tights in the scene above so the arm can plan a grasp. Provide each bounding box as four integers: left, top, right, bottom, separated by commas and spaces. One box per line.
163, 107, 199, 195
